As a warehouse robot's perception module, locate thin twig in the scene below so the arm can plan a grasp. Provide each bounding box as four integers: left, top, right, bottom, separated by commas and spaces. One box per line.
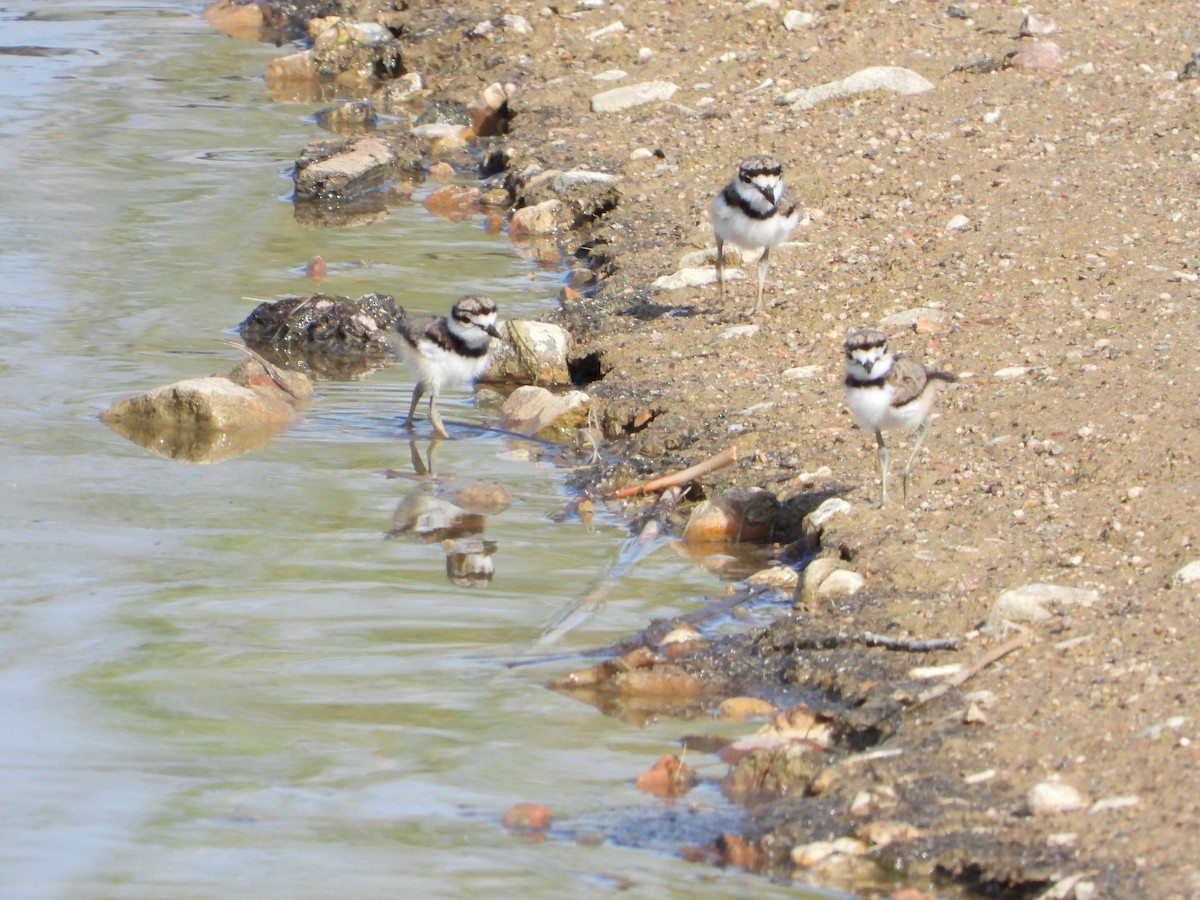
770, 631, 962, 653
214, 338, 301, 399
596, 443, 741, 500
912, 630, 1034, 707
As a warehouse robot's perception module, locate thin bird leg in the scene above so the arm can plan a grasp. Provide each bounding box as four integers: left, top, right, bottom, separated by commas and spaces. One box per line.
427, 393, 450, 440
404, 382, 425, 430
876, 429, 890, 507
901, 419, 932, 505
715, 238, 726, 302
754, 246, 771, 314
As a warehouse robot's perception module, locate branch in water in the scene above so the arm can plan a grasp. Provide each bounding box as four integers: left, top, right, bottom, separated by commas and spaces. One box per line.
597, 443, 742, 500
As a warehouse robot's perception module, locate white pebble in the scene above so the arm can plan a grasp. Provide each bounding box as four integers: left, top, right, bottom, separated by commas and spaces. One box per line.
1028, 780, 1086, 815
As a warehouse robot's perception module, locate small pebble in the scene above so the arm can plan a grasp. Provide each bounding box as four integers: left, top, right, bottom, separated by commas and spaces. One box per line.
1028, 780, 1085, 815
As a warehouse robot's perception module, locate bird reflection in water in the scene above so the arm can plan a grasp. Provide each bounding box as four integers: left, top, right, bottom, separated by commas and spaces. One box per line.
386, 439, 509, 587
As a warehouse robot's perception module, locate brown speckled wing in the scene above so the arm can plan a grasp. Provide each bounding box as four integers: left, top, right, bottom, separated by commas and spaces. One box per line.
888, 355, 930, 408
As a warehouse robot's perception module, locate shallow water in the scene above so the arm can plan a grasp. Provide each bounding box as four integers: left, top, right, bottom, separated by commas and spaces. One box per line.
0, 3, 825, 898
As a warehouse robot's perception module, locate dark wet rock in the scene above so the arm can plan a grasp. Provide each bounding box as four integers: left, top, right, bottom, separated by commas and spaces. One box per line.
240, 292, 401, 355
293, 132, 422, 202
102, 360, 312, 462
239, 292, 401, 377
312, 99, 378, 134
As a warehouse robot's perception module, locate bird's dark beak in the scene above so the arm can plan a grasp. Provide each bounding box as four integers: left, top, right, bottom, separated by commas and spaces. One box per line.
756, 183, 778, 206
486, 323, 503, 340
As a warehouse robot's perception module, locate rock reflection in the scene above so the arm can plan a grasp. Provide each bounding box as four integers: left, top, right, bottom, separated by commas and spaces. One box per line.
386, 440, 510, 587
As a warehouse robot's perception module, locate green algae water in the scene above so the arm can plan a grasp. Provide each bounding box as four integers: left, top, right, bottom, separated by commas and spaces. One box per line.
0, 3, 830, 898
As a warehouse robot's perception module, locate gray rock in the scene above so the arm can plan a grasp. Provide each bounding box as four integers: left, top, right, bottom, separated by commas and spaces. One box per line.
779, 66, 934, 110
816, 568, 865, 599
293, 133, 420, 202
715, 324, 760, 342
499, 14, 532, 35
783, 10, 816, 30
591, 80, 679, 113
652, 266, 740, 291
988, 583, 1099, 627
1018, 12, 1057, 38
500, 386, 590, 436
808, 497, 853, 529
879, 307, 951, 330
486, 320, 572, 386
795, 557, 840, 608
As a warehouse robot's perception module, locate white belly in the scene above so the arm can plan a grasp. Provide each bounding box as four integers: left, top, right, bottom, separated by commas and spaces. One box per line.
401, 341, 492, 395
846, 383, 932, 433
711, 197, 798, 250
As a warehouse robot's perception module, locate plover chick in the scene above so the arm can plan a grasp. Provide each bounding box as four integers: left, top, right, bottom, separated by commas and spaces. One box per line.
710, 155, 800, 314
843, 329, 955, 506
392, 295, 501, 439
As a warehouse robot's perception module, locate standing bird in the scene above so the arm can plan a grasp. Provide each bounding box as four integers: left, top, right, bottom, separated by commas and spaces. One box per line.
392, 295, 502, 439
843, 329, 955, 506
710, 155, 801, 314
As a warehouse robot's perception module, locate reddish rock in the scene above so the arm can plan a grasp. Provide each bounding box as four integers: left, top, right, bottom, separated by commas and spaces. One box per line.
682, 487, 781, 544
502, 803, 553, 832
635, 754, 697, 797
422, 184, 482, 221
